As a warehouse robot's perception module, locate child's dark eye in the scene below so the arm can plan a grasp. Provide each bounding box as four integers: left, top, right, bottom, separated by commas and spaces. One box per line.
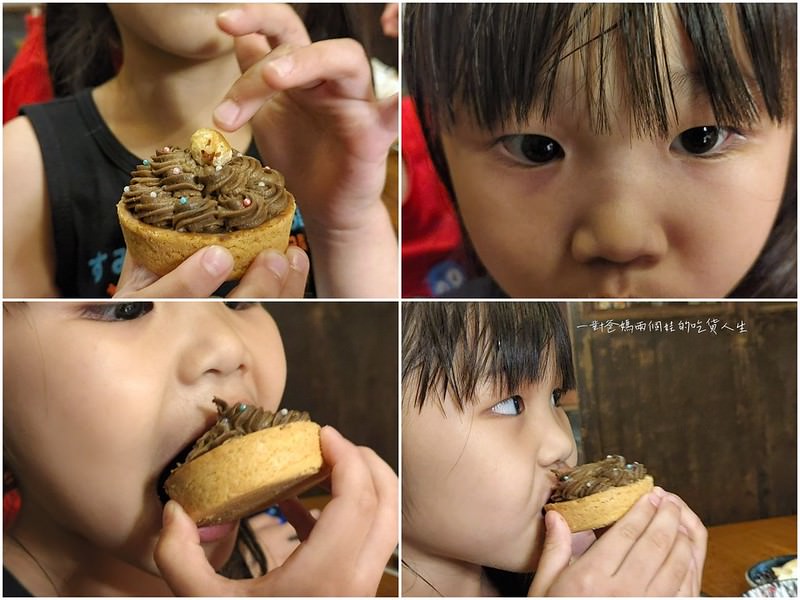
224, 301, 260, 312
81, 302, 154, 321
551, 389, 564, 408
491, 394, 525, 416
500, 134, 565, 165
670, 126, 739, 156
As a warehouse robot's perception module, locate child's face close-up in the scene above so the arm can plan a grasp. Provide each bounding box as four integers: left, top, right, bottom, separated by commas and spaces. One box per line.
403, 368, 577, 572
3, 303, 286, 576
437, 6, 794, 298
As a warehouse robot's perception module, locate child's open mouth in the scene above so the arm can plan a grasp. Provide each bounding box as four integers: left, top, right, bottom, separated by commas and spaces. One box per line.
156, 437, 240, 543
157, 440, 194, 507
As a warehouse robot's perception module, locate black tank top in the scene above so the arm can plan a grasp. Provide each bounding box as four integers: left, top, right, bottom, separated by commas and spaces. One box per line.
22, 90, 310, 297
3, 567, 32, 597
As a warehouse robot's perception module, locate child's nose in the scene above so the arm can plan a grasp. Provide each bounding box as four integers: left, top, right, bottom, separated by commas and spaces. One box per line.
175, 305, 252, 383
570, 198, 668, 266
537, 410, 576, 468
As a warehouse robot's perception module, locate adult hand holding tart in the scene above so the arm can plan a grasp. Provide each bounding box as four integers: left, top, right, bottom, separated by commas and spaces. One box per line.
117, 129, 296, 280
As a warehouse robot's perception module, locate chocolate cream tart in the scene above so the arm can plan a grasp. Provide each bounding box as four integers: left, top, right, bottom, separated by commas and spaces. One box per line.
544, 455, 654, 532
164, 398, 327, 526
118, 129, 295, 280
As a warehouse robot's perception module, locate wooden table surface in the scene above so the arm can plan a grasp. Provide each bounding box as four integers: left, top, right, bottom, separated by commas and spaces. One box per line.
702, 515, 796, 597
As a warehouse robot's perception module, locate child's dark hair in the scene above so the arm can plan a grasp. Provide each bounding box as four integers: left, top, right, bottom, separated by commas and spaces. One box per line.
402, 302, 575, 410
404, 3, 797, 298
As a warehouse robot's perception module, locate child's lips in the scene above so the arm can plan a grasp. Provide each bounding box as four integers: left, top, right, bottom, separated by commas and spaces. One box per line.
198, 520, 238, 543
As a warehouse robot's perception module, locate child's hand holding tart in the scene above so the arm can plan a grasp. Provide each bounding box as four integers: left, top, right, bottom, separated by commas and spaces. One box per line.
117, 128, 296, 280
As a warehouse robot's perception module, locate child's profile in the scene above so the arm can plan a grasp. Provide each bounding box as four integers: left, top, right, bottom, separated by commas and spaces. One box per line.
403, 3, 796, 298
402, 301, 707, 596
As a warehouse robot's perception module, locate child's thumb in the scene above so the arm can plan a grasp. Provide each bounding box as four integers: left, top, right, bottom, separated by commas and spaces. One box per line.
153, 501, 228, 596
528, 510, 573, 596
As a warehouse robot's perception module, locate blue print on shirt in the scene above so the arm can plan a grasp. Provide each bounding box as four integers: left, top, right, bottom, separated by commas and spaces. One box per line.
292, 207, 305, 233
88, 247, 126, 284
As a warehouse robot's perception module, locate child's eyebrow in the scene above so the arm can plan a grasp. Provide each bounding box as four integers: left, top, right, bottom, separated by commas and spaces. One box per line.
670, 69, 713, 103
670, 68, 759, 104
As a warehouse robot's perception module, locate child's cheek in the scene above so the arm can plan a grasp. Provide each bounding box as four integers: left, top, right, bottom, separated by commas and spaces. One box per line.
661, 155, 784, 294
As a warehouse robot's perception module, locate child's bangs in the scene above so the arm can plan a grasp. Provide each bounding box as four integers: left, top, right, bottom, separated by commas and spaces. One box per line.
403, 303, 575, 411
406, 3, 795, 139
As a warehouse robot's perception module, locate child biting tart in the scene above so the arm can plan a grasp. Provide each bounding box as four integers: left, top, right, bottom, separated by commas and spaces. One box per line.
117, 128, 296, 280
164, 398, 327, 526
544, 455, 654, 532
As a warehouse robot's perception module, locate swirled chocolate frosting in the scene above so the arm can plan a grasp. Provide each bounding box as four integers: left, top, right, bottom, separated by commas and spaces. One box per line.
550, 455, 646, 502
121, 129, 290, 233
186, 398, 310, 462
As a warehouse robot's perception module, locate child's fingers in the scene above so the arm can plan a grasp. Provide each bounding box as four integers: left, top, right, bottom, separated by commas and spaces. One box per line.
227, 247, 309, 298
113, 253, 159, 296
308, 427, 377, 546
674, 553, 699, 597
659, 492, 708, 575
213, 44, 295, 131
571, 529, 597, 558
351, 446, 398, 587
528, 510, 574, 596
280, 246, 311, 297
214, 39, 373, 131
277, 447, 395, 596
583, 490, 661, 574
217, 4, 310, 50
232, 33, 272, 75
154, 501, 230, 596
260, 39, 374, 100
644, 529, 694, 596
290, 427, 379, 584
115, 246, 232, 298
616, 497, 682, 587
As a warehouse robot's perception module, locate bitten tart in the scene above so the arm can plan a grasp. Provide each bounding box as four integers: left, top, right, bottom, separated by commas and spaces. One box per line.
164, 398, 328, 526
117, 128, 295, 280
544, 455, 654, 532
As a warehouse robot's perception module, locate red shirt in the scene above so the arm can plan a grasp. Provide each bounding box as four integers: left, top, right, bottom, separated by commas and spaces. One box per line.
3, 11, 53, 124
401, 97, 466, 297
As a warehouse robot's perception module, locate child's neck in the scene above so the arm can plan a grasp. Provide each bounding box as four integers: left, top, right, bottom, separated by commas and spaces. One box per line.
93, 39, 252, 159
5, 503, 172, 596
402, 542, 497, 597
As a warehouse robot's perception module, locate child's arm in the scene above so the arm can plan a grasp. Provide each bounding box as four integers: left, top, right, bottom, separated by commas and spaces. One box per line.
529, 488, 707, 596
213, 5, 399, 298
154, 426, 398, 596
3, 117, 60, 297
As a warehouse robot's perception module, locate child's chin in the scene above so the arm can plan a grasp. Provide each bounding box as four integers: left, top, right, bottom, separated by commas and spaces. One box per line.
485, 533, 544, 573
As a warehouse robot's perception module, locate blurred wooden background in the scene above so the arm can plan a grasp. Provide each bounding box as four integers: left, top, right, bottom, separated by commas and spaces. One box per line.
264, 302, 398, 472
568, 302, 796, 526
